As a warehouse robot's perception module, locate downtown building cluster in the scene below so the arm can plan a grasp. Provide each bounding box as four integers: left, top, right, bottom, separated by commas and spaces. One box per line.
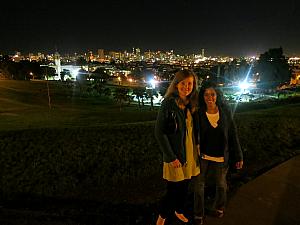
1, 48, 300, 87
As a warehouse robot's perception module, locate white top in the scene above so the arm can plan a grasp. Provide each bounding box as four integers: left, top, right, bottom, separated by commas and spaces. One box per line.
203, 111, 224, 162
206, 111, 219, 128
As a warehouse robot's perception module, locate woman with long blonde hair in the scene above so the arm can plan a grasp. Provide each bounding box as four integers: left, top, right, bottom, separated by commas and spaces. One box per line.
155, 69, 200, 225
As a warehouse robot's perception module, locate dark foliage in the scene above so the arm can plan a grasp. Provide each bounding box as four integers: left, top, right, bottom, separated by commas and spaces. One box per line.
256, 47, 291, 89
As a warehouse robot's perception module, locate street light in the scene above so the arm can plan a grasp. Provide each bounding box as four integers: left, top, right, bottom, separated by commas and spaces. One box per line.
149, 78, 157, 89
29, 72, 34, 80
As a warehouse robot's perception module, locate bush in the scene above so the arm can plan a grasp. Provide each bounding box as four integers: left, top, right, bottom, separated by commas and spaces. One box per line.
0, 106, 300, 202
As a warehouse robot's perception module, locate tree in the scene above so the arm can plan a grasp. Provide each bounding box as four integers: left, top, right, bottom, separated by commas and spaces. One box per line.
19, 60, 43, 80
256, 47, 291, 89
60, 69, 71, 81
113, 87, 130, 111
91, 67, 109, 83
145, 88, 158, 111
157, 81, 170, 98
0, 60, 44, 80
194, 67, 211, 81
132, 87, 146, 110
223, 59, 251, 85
88, 80, 106, 96
75, 57, 87, 66
130, 67, 143, 82
103, 87, 112, 97
42, 66, 56, 80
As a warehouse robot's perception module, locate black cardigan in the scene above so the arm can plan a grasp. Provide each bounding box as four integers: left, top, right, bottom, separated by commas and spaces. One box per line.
198, 106, 243, 166
155, 97, 199, 164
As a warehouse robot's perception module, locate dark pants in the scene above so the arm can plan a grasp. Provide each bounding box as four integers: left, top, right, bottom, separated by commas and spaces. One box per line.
158, 179, 189, 219
194, 159, 228, 218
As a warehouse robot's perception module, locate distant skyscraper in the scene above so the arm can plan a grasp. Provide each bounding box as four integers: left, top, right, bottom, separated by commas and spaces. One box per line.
201, 48, 205, 58
109, 51, 122, 60
88, 51, 94, 61
98, 49, 105, 61
37, 52, 45, 60
136, 48, 141, 60
136, 48, 140, 55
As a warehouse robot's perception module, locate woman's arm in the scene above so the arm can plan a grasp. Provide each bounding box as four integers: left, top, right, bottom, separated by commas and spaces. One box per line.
228, 110, 243, 168
155, 99, 177, 163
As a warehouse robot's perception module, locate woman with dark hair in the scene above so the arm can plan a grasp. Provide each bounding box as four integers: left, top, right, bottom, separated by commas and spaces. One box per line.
155, 69, 200, 225
194, 81, 243, 225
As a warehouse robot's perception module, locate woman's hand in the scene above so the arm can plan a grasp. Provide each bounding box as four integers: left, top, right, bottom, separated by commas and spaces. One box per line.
235, 160, 243, 169
171, 159, 182, 168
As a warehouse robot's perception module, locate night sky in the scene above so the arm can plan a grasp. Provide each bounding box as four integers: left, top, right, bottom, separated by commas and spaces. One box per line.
1, 0, 300, 56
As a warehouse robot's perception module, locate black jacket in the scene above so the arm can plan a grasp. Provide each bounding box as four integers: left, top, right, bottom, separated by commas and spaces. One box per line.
198, 106, 243, 166
155, 97, 198, 164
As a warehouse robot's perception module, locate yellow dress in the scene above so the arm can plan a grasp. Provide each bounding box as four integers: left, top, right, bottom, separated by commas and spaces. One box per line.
163, 109, 200, 182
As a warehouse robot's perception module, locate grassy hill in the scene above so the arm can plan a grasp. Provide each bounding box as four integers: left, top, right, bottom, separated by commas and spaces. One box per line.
0, 80, 299, 225
0, 80, 158, 131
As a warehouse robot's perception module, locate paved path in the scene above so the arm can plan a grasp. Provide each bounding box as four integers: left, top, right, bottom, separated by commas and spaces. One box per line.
205, 155, 300, 225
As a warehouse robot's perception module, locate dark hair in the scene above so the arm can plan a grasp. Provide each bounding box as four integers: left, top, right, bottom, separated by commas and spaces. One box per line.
198, 81, 226, 110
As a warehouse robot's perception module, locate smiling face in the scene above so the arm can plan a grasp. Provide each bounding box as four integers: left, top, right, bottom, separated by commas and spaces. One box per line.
176, 76, 194, 99
204, 87, 217, 108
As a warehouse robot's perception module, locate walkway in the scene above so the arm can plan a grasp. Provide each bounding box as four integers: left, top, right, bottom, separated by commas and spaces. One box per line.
205, 155, 300, 225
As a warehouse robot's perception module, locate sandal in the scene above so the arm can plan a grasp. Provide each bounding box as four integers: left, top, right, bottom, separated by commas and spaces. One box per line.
175, 211, 189, 223
215, 209, 224, 218
194, 216, 204, 225
156, 215, 166, 225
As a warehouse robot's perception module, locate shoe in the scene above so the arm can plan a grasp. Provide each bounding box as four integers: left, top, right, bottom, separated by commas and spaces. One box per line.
156, 215, 166, 225
175, 211, 189, 223
215, 209, 224, 218
194, 217, 204, 225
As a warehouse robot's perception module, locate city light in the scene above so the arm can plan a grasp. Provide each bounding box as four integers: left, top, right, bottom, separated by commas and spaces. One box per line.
71, 68, 80, 78
148, 78, 158, 89
239, 81, 250, 91
238, 63, 254, 92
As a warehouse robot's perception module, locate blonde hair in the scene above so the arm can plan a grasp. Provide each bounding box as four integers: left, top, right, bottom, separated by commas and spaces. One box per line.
165, 69, 198, 113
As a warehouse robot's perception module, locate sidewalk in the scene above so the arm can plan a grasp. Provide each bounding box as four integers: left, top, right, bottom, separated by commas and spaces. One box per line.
205, 155, 300, 225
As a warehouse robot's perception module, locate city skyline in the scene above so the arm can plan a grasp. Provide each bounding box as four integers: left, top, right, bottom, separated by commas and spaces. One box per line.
1, 0, 300, 57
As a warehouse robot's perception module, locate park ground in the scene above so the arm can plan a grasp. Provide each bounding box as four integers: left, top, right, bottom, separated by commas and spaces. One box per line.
0, 80, 299, 225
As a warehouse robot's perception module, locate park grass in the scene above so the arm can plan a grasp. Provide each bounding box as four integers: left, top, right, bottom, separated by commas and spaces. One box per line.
0, 80, 158, 131
235, 100, 300, 118
1, 80, 300, 132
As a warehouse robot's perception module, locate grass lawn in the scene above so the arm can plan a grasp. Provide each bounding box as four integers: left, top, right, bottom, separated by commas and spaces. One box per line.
0, 80, 158, 131
1, 80, 300, 132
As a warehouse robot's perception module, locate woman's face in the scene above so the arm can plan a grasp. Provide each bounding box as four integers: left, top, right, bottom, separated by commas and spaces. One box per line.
176, 76, 194, 99
204, 88, 217, 107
